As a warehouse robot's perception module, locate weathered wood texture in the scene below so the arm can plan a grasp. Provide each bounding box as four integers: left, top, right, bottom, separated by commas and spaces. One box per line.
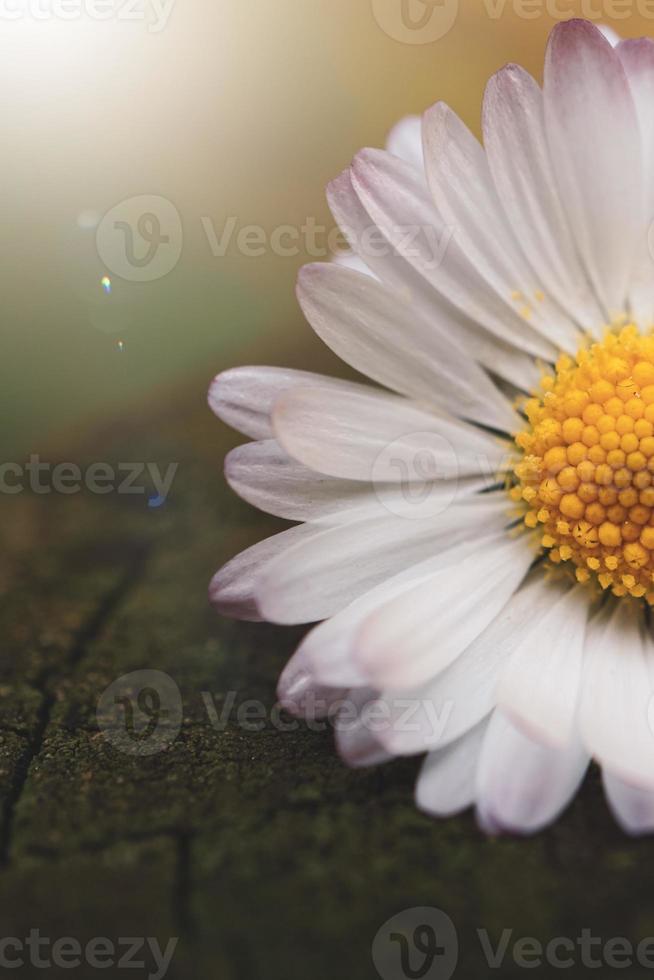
2, 396, 654, 979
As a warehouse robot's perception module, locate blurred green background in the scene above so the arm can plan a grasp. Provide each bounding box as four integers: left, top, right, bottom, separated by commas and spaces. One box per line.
8, 0, 653, 457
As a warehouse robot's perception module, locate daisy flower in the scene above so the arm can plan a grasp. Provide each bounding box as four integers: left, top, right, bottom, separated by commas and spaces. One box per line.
209, 19, 654, 836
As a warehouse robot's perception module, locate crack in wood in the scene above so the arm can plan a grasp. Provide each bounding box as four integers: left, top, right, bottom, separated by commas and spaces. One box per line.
0, 546, 150, 866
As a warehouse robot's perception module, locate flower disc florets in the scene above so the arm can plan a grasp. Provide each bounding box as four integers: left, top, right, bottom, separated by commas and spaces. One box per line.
514, 325, 654, 601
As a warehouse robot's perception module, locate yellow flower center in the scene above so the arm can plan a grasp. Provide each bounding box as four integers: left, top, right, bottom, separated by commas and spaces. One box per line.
513, 324, 654, 603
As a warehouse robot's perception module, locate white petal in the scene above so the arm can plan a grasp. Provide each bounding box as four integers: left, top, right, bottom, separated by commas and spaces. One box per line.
544, 19, 643, 317
297, 605, 372, 688
352, 147, 558, 360
327, 167, 541, 391
355, 532, 535, 690
386, 115, 424, 172
295, 540, 498, 689
483, 64, 603, 334
497, 583, 587, 748
335, 687, 394, 768
209, 524, 320, 621
617, 38, 654, 325
225, 439, 487, 524
277, 644, 347, 719
332, 248, 373, 276
618, 39, 654, 205
208, 366, 354, 439
580, 603, 654, 791
328, 166, 429, 299
273, 384, 511, 483
603, 769, 654, 836
377, 573, 553, 756
225, 440, 372, 522
422, 102, 579, 355
297, 262, 520, 432
598, 24, 620, 47
476, 710, 589, 835
416, 721, 488, 818
256, 495, 513, 625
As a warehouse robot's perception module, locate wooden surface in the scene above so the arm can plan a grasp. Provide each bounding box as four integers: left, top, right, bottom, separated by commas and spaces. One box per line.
2, 393, 654, 979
